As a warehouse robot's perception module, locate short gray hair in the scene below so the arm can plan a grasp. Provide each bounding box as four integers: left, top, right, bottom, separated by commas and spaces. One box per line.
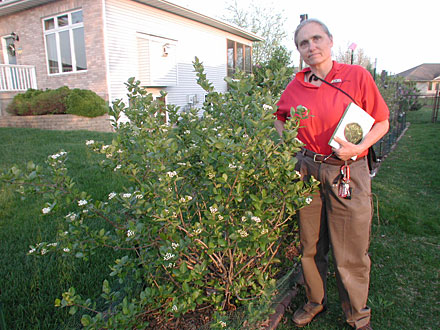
294, 18, 332, 48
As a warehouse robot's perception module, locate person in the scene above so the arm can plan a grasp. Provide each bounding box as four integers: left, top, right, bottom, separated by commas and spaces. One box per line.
274, 19, 389, 330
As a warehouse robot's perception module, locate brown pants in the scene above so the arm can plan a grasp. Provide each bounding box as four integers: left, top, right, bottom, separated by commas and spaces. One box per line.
297, 152, 372, 329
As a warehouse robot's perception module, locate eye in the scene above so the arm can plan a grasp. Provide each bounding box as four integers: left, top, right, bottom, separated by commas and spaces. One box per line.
313, 35, 322, 42
299, 40, 308, 48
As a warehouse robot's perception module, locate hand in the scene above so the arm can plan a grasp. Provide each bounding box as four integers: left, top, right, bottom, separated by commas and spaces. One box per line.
332, 137, 363, 161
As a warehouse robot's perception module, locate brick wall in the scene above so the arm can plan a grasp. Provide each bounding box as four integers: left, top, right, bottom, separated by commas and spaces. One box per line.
0, 114, 114, 133
0, 0, 108, 100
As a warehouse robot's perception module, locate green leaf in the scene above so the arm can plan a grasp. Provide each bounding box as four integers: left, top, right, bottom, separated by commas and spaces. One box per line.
81, 314, 92, 326
102, 280, 110, 294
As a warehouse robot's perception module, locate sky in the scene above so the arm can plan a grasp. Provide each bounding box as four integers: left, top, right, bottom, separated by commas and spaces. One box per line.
167, 0, 439, 74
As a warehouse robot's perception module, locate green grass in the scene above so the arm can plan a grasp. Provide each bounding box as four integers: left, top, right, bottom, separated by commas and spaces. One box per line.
1, 107, 439, 330
278, 107, 440, 330
0, 128, 127, 330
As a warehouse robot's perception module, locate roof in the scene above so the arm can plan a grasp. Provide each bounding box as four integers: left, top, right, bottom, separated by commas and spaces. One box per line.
396, 63, 440, 81
0, 0, 263, 42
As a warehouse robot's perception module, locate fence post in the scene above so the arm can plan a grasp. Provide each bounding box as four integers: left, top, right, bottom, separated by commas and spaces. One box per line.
432, 90, 439, 123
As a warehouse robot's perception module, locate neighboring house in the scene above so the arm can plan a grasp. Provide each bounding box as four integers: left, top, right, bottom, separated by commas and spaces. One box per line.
0, 0, 262, 116
396, 63, 440, 96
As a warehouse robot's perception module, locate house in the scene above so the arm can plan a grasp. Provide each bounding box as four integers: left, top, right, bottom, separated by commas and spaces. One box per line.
396, 63, 440, 96
0, 0, 262, 116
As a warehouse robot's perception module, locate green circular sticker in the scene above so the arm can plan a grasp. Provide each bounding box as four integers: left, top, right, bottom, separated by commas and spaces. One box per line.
344, 122, 363, 144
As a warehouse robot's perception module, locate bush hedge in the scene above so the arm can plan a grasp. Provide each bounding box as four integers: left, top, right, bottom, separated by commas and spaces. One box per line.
6, 87, 108, 117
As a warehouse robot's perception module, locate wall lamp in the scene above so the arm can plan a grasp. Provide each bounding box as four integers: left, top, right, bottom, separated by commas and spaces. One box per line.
11, 32, 19, 42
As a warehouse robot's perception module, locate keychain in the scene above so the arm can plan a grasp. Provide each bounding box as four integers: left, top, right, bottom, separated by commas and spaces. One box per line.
338, 161, 351, 199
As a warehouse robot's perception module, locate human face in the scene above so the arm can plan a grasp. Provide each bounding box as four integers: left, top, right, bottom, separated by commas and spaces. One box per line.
296, 22, 333, 68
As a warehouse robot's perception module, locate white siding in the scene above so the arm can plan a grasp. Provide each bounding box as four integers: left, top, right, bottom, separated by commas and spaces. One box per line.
104, 0, 252, 109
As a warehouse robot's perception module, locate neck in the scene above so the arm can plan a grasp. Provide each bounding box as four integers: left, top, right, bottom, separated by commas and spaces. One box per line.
309, 60, 333, 80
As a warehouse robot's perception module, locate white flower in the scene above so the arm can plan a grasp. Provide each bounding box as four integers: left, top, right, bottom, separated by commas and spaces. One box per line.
219, 321, 227, 327
163, 253, 175, 261
295, 170, 301, 178
261, 228, 269, 235
42, 207, 51, 214
194, 228, 202, 235
65, 213, 76, 221
177, 162, 186, 166
167, 262, 175, 268
218, 215, 224, 220
171, 242, 179, 249
122, 193, 132, 198
28, 247, 36, 254
108, 192, 117, 200
306, 197, 313, 204
78, 200, 87, 206
167, 171, 177, 178
228, 164, 237, 169
41, 248, 47, 255
48, 242, 58, 247
243, 134, 249, 138
135, 194, 143, 199
251, 216, 261, 223
117, 149, 123, 154
179, 197, 186, 203
202, 127, 207, 131
102, 145, 110, 151
186, 195, 193, 201
50, 153, 61, 160
63, 248, 70, 253
241, 216, 247, 222
85, 140, 95, 145
127, 230, 135, 237
209, 206, 218, 214
238, 229, 248, 238
263, 104, 273, 111
172, 305, 178, 312
114, 164, 122, 171
184, 130, 190, 134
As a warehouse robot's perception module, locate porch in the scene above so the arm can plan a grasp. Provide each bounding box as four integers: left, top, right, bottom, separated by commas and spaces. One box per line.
0, 64, 37, 115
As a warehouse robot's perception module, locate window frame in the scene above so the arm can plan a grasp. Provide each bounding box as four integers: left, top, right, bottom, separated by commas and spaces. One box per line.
42, 9, 87, 75
227, 39, 252, 77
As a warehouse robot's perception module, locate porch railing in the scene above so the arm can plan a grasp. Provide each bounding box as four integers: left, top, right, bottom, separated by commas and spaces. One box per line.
0, 64, 37, 92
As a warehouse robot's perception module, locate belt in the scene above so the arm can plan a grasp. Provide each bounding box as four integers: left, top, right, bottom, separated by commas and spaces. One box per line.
300, 148, 363, 166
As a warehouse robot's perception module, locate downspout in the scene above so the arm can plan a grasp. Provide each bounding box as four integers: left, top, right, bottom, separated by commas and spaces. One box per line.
101, 0, 112, 103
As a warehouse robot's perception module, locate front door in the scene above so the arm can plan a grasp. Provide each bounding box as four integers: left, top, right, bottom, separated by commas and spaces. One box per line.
2, 36, 18, 90
2, 36, 17, 65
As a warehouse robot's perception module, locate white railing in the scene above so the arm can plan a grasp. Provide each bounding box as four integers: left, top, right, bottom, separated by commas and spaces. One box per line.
0, 64, 38, 92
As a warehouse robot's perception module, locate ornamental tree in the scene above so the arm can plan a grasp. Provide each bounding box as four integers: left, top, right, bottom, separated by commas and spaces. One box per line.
1, 58, 318, 329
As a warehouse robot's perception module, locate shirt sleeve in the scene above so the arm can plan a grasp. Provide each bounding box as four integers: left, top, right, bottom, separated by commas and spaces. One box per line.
360, 69, 390, 123
275, 84, 294, 122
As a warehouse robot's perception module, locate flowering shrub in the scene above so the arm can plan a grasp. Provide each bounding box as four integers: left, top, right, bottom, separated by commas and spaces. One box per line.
1, 58, 318, 329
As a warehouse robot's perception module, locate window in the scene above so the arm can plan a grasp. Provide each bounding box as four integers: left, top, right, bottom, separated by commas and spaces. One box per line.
43, 10, 87, 74
227, 39, 252, 77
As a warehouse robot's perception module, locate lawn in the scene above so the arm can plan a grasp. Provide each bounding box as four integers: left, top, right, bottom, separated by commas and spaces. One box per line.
0, 106, 439, 329
0, 128, 128, 330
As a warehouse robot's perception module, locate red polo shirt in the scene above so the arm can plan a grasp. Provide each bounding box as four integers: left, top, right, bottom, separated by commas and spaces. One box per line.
275, 61, 389, 158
